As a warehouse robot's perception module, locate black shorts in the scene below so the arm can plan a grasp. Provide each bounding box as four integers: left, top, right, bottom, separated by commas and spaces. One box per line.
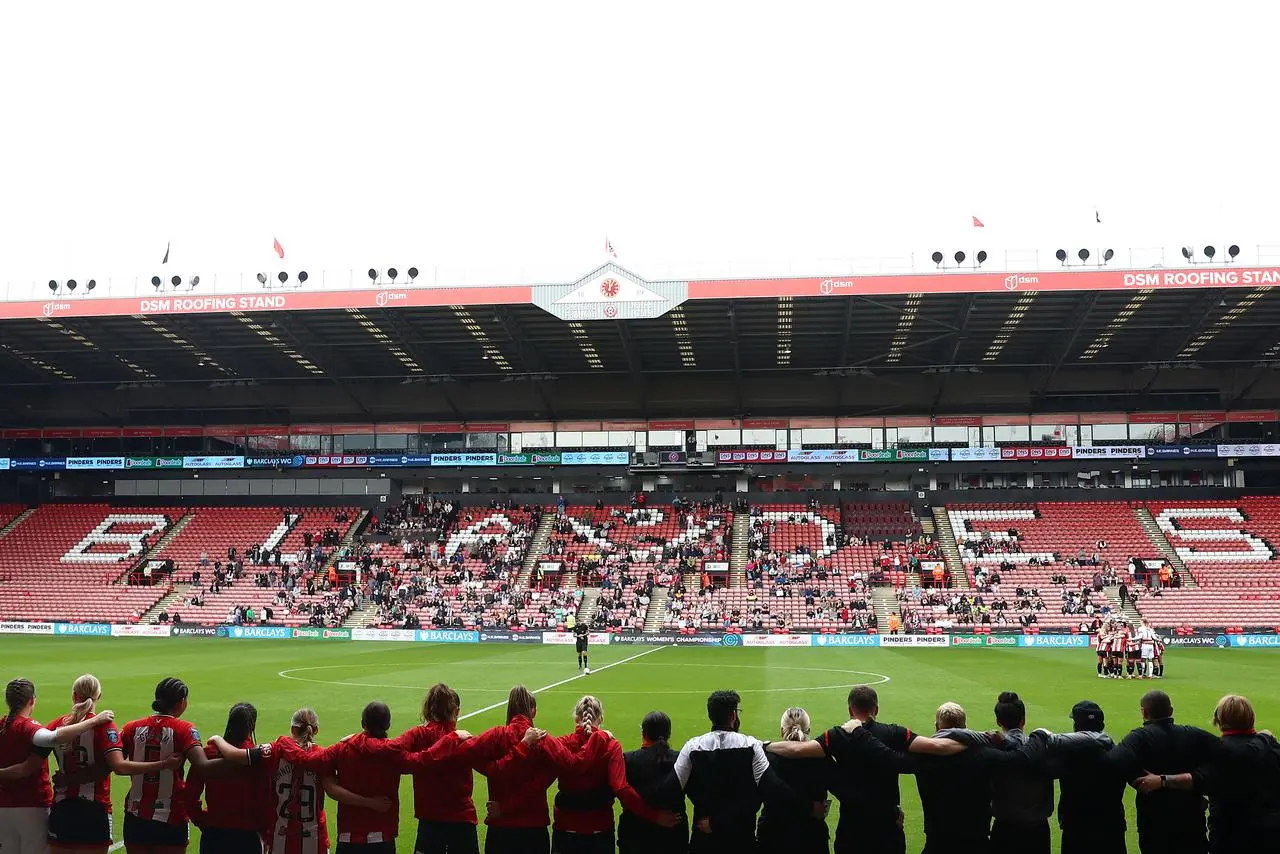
124, 812, 190, 847
200, 827, 264, 853
551, 828, 614, 854
49, 798, 112, 846
575, 638, 588, 653
414, 819, 480, 854
335, 843, 395, 854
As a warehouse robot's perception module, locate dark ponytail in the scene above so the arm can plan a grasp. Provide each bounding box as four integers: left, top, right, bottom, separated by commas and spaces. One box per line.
362, 701, 391, 739
152, 677, 189, 714
641, 710, 672, 747
1, 679, 36, 737
223, 702, 258, 746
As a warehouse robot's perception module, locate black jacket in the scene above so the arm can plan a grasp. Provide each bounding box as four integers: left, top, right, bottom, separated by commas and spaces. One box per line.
619, 742, 687, 853
1193, 731, 1280, 853
757, 751, 832, 852
1108, 717, 1220, 839
1044, 731, 1126, 833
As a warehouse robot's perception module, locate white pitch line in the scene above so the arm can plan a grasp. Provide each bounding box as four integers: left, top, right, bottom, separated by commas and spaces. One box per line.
109, 843, 124, 852
458, 644, 671, 722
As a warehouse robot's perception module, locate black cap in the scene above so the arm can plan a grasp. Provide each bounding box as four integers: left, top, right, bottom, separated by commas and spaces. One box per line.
1071, 700, 1104, 726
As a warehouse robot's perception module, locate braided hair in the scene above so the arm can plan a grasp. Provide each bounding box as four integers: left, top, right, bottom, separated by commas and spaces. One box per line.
0, 679, 36, 737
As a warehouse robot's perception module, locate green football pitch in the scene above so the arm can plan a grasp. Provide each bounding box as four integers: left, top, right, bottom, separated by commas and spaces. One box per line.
4, 637, 1277, 852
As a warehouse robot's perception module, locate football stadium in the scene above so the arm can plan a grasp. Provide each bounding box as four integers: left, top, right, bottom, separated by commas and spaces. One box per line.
5, 4, 1280, 853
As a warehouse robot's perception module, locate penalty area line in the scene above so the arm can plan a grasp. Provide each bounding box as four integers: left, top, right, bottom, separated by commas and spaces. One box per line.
458, 644, 671, 722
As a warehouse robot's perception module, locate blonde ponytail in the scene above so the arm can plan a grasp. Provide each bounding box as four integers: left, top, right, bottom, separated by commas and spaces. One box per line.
291, 708, 320, 748
574, 695, 603, 735
779, 707, 811, 742
70, 675, 102, 724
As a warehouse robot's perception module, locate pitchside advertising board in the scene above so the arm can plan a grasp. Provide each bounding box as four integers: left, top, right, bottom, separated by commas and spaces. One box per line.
16, 621, 1280, 648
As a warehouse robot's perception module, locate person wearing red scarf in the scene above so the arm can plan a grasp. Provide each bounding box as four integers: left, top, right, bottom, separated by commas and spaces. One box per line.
1134, 694, 1280, 853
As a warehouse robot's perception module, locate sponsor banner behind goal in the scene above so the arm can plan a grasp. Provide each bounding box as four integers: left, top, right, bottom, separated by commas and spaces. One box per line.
0, 621, 54, 635
541, 631, 612, 645
741, 633, 813, 648
110, 624, 172, 638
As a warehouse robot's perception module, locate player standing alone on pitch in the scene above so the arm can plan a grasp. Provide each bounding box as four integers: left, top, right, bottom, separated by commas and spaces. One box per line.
575, 621, 591, 675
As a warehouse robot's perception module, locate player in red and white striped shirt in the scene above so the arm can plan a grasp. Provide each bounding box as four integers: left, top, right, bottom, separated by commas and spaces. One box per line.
46, 675, 178, 854
0, 678, 116, 854
211, 708, 395, 854
120, 677, 230, 852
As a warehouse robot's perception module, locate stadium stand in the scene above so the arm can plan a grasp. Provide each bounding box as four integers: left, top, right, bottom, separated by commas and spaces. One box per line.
0, 504, 181, 622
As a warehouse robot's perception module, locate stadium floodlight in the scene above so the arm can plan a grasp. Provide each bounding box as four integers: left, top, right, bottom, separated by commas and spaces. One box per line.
191, 275, 200, 287
67, 280, 77, 292
1078, 249, 1090, 262
976, 250, 988, 266
47, 280, 57, 292
408, 267, 419, 281
86, 280, 96, 292
277, 271, 289, 284
930, 251, 944, 266
151, 276, 162, 289
1182, 246, 1193, 261
367, 268, 378, 282
298, 271, 308, 283
1228, 244, 1241, 260
1103, 249, 1115, 263
171, 276, 182, 288
388, 267, 399, 282
256, 272, 268, 285
954, 251, 966, 265
1055, 249, 1068, 264
1204, 245, 1216, 259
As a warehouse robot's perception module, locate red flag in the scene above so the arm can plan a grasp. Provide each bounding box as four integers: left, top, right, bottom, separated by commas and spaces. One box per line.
273, 237, 285, 259
605, 237, 617, 259
972, 216, 985, 228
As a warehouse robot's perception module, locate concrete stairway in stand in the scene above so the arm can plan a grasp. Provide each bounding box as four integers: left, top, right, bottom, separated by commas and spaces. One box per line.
139, 583, 191, 624
1133, 506, 1198, 588
516, 513, 557, 588
343, 600, 380, 629
115, 512, 193, 584
0, 508, 34, 540
871, 586, 899, 628
1104, 585, 1144, 623
729, 514, 750, 587
643, 586, 671, 632
575, 587, 601, 626
931, 506, 971, 589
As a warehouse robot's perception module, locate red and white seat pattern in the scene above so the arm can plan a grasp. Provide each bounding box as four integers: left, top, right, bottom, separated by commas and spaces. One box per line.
0, 504, 182, 622
1134, 589, 1280, 628
1146, 501, 1278, 586
751, 505, 917, 578
946, 502, 1160, 588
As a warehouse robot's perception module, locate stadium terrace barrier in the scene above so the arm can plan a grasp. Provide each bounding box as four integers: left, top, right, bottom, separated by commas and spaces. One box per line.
6, 623, 1280, 649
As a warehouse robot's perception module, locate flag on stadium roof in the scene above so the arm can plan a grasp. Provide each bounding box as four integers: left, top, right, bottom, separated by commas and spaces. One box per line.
606, 237, 617, 259
273, 237, 285, 259
972, 215, 984, 228
162, 241, 170, 264
1096, 209, 1102, 223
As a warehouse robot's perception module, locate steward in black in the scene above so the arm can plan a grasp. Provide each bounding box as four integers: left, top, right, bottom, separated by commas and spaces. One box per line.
756, 749, 833, 854
618, 712, 687, 854
1042, 701, 1126, 854
1196, 731, 1280, 854
1107, 691, 1220, 854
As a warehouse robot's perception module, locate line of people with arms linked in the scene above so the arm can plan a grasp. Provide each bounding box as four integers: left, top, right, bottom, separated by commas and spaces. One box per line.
0, 674, 1278, 854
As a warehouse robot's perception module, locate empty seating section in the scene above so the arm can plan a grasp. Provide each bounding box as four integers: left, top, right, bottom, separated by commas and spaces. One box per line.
1134, 589, 1280, 628
0, 504, 25, 530
0, 504, 182, 622
841, 501, 919, 539
946, 502, 1160, 589
545, 507, 730, 572
1145, 499, 1280, 586
1136, 499, 1280, 628
751, 505, 918, 579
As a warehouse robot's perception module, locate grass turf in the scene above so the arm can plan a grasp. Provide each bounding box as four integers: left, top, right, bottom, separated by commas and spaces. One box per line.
3, 637, 1277, 852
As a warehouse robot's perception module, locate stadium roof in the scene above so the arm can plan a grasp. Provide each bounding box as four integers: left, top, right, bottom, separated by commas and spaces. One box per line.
3, 262, 1280, 425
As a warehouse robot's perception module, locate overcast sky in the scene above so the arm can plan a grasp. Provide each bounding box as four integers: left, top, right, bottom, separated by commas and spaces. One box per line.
2, 1, 1276, 290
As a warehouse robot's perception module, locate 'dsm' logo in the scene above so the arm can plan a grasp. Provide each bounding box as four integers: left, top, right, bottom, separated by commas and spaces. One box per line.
1004, 274, 1041, 291
375, 291, 407, 307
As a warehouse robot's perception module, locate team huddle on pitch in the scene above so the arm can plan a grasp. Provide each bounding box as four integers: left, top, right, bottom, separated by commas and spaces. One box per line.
1095, 618, 1166, 679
